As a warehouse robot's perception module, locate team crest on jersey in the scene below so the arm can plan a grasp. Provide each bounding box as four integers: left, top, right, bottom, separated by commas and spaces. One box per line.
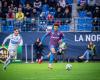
0, 47, 9, 63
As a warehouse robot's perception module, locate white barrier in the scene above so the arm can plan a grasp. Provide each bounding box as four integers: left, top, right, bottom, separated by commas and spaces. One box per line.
25, 44, 28, 63
31, 44, 34, 63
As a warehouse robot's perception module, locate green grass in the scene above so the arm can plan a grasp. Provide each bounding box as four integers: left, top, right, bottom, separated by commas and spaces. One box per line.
0, 62, 100, 80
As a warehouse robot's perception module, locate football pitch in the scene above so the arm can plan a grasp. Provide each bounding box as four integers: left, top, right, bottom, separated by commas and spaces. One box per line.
0, 62, 100, 80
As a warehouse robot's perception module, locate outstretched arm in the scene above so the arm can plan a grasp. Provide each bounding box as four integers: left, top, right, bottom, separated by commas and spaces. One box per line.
2, 34, 12, 47
41, 32, 51, 43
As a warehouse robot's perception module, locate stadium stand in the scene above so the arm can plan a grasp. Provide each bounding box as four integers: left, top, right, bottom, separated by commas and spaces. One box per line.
0, 0, 99, 32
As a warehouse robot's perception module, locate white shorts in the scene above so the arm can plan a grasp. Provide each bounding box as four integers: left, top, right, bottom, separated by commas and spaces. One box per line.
8, 49, 17, 57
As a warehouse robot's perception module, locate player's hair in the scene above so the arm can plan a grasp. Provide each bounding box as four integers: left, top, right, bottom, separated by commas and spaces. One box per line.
36, 38, 41, 42
14, 27, 19, 31
54, 23, 59, 27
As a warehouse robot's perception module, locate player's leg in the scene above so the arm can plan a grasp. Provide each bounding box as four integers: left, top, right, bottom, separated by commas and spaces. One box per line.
3, 54, 12, 70
3, 50, 16, 70
79, 50, 90, 62
3, 55, 12, 70
85, 50, 90, 62
48, 52, 54, 69
38, 52, 50, 64
48, 47, 56, 69
79, 50, 88, 59
43, 52, 51, 59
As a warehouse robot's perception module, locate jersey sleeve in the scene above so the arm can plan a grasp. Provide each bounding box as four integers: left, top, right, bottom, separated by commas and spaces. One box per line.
2, 34, 12, 45
18, 36, 23, 46
59, 32, 64, 41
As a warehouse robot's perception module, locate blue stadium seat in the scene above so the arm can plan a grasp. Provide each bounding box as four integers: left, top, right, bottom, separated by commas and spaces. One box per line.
42, 4, 49, 12
1, 26, 5, 32
78, 18, 86, 24
78, 11, 87, 17
77, 25, 85, 31
2, 26, 14, 32
77, 24, 93, 31
85, 17, 93, 24
84, 24, 93, 31
59, 25, 70, 31
77, 17, 93, 31
66, 0, 73, 4
8, 26, 14, 32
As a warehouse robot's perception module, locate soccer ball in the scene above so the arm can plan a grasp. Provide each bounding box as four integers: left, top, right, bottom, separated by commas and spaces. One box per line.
66, 64, 72, 71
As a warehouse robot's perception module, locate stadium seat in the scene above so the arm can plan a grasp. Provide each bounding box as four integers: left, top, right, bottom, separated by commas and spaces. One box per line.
59, 25, 70, 31
77, 25, 85, 31
42, 4, 49, 12
85, 18, 93, 24
85, 24, 93, 31
2, 26, 14, 32
78, 11, 87, 17
66, 0, 73, 4
78, 18, 86, 24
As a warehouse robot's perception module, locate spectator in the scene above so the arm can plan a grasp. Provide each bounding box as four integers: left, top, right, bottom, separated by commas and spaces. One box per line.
0, 9, 3, 19
15, 8, 24, 30
1, 0, 5, 6
77, 1, 88, 12
93, 6, 100, 18
7, 9, 15, 26
6, 0, 12, 6
20, 0, 26, 6
31, 8, 38, 19
0, 1, 2, 9
10, 3, 14, 11
63, 7, 71, 24
42, 0, 48, 5
39, 12, 47, 30
2, 1, 8, 19
87, 0, 95, 11
13, 4, 23, 13
59, 0, 66, 9
42, 0, 49, 12
25, 0, 33, 5
13, 0, 20, 7
31, 8, 38, 31
7, 9, 15, 19
48, 0, 56, 8
33, 38, 44, 62
92, 17, 100, 31
16, 8, 24, 21
18, 4, 23, 8
24, 3, 32, 18
33, 0, 42, 12
31, 8, 39, 31
88, 0, 95, 6
79, 41, 96, 62
0, 1, 2, 17
54, 7, 63, 18
47, 12, 54, 25
77, 0, 87, 6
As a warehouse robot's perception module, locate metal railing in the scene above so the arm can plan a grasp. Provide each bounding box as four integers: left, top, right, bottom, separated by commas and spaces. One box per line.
0, 18, 100, 32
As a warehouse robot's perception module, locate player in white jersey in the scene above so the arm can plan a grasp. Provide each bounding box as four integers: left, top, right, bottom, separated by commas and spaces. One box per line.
2, 28, 23, 70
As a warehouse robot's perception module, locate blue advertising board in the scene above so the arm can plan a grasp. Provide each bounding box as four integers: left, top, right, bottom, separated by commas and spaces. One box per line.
0, 32, 100, 59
